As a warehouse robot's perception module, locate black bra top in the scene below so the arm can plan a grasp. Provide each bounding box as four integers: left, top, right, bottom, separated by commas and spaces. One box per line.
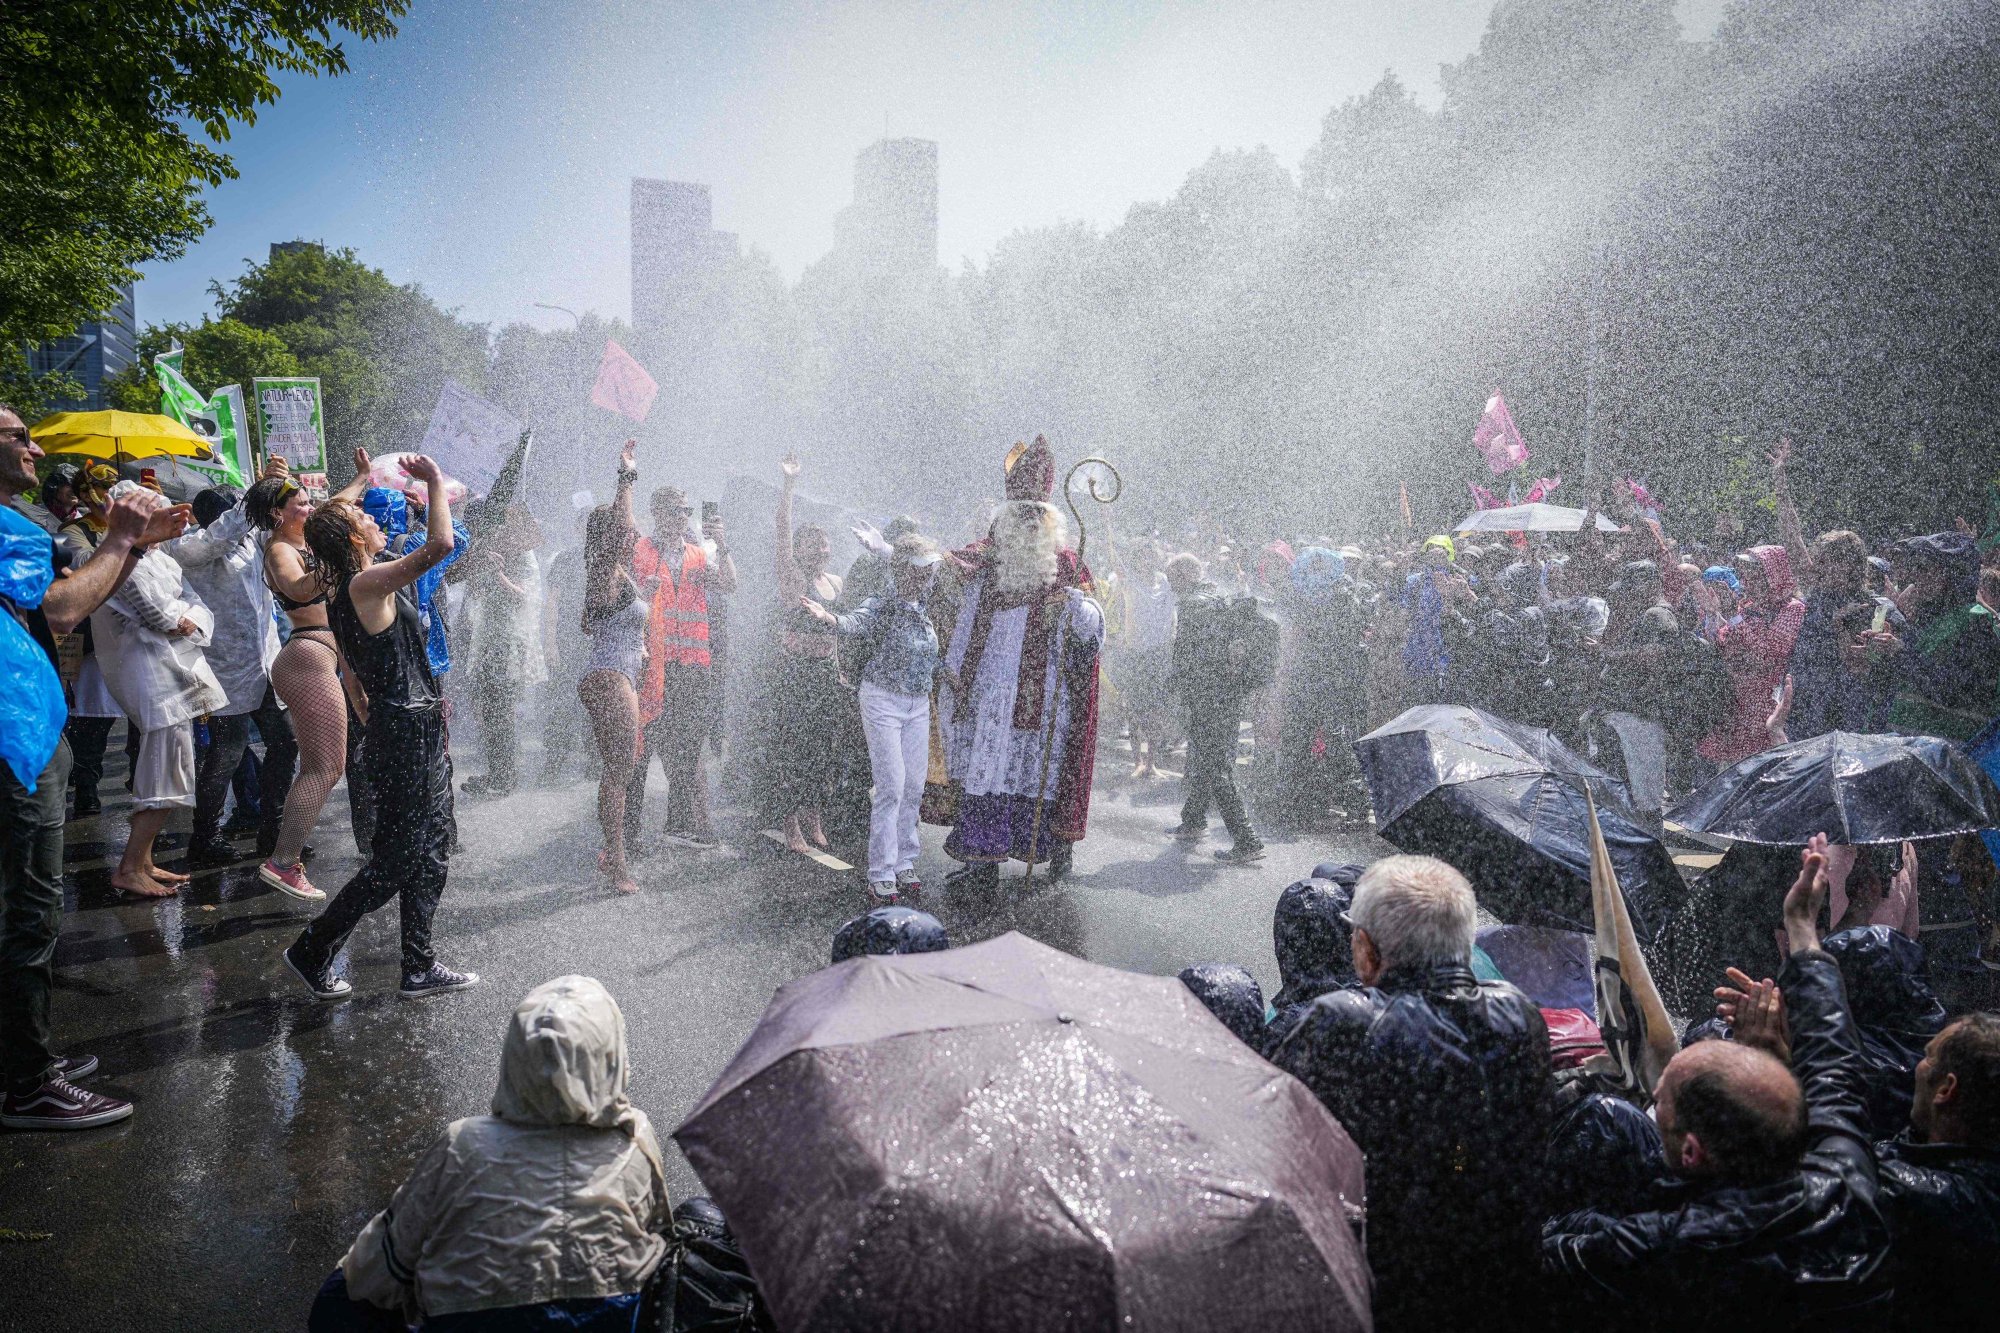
266, 544, 328, 612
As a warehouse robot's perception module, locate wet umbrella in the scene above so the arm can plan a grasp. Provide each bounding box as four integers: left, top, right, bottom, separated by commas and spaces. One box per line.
674, 932, 1371, 1333
1356, 704, 1683, 944
1454, 502, 1620, 534
1669, 730, 2000, 846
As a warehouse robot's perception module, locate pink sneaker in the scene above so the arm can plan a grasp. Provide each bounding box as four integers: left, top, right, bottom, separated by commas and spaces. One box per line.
259, 859, 325, 902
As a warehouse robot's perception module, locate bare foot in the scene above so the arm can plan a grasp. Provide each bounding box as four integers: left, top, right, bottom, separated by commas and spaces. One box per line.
803, 811, 830, 850
111, 867, 177, 898
785, 813, 813, 855
613, 873, 639, 895
144, 861, 191, 885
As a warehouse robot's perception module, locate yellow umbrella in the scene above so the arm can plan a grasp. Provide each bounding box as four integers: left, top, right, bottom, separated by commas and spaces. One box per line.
30, 410, 214, 462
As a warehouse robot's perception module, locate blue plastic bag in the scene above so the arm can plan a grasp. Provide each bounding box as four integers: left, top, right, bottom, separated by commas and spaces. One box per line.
0, 506, 66, 791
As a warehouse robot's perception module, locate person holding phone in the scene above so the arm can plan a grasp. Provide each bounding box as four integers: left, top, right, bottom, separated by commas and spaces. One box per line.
287, 456, 475, 1001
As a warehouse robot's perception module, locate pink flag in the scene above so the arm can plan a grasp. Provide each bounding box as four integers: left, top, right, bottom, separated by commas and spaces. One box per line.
1468, 481, 1500, 510
1523, 475, 1562, 504
1472, 391, 1530, 476
590, 339, 659, 422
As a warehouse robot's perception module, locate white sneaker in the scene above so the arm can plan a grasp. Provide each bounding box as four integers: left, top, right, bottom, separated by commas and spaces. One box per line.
869, 881, 901, 902
895, 868, 922, 892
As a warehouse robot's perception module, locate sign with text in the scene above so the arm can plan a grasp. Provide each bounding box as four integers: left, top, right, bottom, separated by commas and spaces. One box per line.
253, 376, 326, 471
415, 379, 522, 497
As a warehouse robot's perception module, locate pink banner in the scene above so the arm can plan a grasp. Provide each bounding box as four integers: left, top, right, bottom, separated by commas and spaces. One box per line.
1472, 392, 1530, 476
1468, 481, 1500, 510
590, 339, 660, 422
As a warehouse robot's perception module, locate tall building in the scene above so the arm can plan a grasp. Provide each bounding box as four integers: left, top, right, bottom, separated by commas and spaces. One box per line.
631, 179, 735, 330
27, 282, 137, 411
833, 138, 939, 276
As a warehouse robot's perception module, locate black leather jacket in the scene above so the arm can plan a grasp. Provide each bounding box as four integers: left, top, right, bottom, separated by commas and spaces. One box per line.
1876, 1133, 2000, 1328
1272, 960, 1552, 1330
1542, 951, 1891, 1329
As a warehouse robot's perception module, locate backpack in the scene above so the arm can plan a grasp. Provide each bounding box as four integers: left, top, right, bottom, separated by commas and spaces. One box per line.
1183, 594, 1281, 696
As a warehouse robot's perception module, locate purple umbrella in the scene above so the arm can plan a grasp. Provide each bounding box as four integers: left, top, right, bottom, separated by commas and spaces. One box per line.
674, 932, 1371, 1333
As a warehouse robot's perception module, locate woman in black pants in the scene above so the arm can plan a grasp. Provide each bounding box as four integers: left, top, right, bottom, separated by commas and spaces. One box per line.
283, 456, 476, 1001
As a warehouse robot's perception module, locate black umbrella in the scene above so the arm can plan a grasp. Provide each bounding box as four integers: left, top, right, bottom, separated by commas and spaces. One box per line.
675, 932, 1371, 1333
1668, 730, 2000, 846
1356, 705, 1683, 945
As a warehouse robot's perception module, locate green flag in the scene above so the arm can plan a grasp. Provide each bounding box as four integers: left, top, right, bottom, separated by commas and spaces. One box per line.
153, 349, 248, 487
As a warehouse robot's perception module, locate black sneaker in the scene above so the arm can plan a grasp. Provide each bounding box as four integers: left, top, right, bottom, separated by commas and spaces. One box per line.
71, 791, 102, 818
53, 1054, 99, 1080
1, 1077, 133, 1130
400, 963, 480, 1000
282, 942, 353, 1002
1215, 841, 1267, 865
186, 836, 243, 869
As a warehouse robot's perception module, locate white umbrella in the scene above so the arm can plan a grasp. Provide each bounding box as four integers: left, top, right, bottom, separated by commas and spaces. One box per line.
1455, 503, 1621, 534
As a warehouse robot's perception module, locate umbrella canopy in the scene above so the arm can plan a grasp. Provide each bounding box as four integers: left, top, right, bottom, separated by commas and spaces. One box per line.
1357, 705, 1684, 944
675, 932, 1371, 1333
1669, 730, 2000, 846
31, 410, 214, 462
1455, 502, 1620, 534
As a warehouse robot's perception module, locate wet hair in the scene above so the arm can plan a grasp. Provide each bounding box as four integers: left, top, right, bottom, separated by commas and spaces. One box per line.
1933, 1012, 2000, 1145
244, 476, 299, 531
1673, 1059, 1808, 1180
192, 486, 238, 530
794, 522, 829, 558
1164, 553, 1202, 586
1812, 530, 1868, 593
1350, 855, 1476, 969
583, 502, 637, 626
303, 500, 370, 581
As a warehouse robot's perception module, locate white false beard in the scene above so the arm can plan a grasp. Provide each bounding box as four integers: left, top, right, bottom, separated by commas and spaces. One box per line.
991, 501, 1065, 598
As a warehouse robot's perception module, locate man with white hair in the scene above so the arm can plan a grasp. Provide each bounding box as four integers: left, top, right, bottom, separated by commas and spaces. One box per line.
1272, 854, 1552, 1331
935, 437, 1104, 891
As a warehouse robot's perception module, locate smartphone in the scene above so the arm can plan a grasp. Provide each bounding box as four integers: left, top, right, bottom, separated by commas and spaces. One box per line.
701, 501, 719, 523
1869, 603, 1888, 634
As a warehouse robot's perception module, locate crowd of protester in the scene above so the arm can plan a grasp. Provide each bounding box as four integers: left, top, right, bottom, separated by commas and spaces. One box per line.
7, 398, 2000, 1328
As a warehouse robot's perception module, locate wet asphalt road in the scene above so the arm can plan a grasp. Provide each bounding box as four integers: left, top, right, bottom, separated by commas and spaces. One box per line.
0, 740, 1387, 1329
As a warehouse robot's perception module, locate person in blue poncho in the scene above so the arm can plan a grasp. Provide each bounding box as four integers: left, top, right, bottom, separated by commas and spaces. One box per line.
0, 405, 193, 1131
361, 485, 469, 678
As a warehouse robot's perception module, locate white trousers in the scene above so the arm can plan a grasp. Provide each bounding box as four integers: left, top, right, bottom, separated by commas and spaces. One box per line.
859, 681, 930, 883
132, 722, 195, 811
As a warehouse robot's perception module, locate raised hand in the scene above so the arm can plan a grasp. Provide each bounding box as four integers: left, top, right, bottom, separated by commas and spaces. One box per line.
401, 454, 443, 485
1767, 437, 1793, 473
1715, 966, 1791, 1063
353, 446, 371, 477
1782, 832, 1831, 954
1765, 673, 1794, 742
780, 451, 801, 483
620, 438, 637, 472
261, 454, 290, 481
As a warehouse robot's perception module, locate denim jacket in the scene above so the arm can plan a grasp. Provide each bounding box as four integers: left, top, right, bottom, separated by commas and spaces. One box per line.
836, 595, 939, 697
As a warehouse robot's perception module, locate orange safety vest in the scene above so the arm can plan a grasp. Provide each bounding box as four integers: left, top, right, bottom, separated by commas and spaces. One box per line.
636, 538, 711, 722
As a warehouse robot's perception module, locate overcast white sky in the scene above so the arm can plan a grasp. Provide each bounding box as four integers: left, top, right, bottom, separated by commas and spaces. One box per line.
137, 0, 1733, 332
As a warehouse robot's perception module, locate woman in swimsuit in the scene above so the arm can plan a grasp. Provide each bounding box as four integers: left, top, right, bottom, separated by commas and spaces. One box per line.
578, 441, 649, 895
246, 450, 374, 900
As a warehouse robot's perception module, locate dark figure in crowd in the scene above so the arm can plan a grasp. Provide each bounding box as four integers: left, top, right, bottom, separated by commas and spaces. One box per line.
289, 457, 475, 1000
829, 907, 950, 964
1544, 1079, 1666, 1220
1876, 1010, 2000, 1329
1177, 963, 1270, 1054
1164, 554, 1265, 864
1543, 837, 1892, 1328
1823, 925, 1949, 1141
1, 405, 190, 1129
1266, 867, 1361, 1040
1883, 531, 2000, 740
1273, 854, 1552, 1331
1273, 547, 1368, 830
1470, 560, 1555, 728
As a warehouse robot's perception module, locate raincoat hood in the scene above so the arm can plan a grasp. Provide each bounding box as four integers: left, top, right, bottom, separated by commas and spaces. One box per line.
492, 975, 642, 1134
830, 906, 950, 963
1747, 543, 1799, 605
1177, 963, 1270, 1051
1272, 873, 1360, 1012
362, 486, 410, 539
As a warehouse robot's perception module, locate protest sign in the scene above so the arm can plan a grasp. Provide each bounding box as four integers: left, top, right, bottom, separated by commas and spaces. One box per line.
415, 380, 523, 497
590, 339, 660, 422
153, 351, 251, 486
253, 377, 327, 471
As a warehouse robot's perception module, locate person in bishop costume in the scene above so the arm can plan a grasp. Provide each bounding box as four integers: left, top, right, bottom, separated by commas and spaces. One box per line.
937, 437, 1104, 890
